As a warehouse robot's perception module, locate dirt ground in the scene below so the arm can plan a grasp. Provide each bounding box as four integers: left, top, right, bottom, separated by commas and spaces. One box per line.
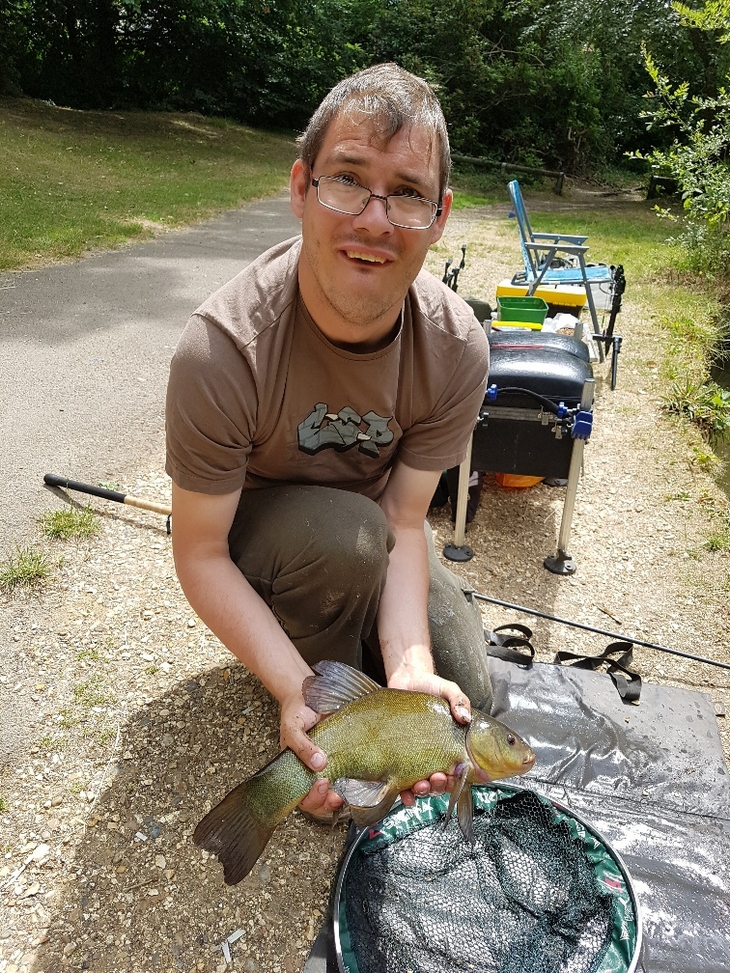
1, 187, 729, 973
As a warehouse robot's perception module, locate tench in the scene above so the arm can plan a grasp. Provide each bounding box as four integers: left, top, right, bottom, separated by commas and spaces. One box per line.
193, 660, 535, 884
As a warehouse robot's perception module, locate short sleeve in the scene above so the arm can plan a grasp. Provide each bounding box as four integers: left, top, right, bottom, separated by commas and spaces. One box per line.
165, 315, 257, 494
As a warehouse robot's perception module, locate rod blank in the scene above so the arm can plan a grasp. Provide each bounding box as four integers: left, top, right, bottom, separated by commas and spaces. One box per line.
475, 592, 730, 673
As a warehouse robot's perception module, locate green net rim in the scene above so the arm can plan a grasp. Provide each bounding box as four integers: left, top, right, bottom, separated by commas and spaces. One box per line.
334, 782, 642, 973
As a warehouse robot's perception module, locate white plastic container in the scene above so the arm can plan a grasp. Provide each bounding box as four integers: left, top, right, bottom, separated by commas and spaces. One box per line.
587, 276, 615, 311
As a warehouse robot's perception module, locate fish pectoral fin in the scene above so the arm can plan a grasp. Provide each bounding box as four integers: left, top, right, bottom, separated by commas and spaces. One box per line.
444, 764, 475, 844
334, 777, 389, 808
302, 661, 382, 715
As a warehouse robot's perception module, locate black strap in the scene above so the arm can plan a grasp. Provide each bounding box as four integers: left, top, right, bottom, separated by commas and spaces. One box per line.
486, 624, 535, 667
554, 641, 641, 703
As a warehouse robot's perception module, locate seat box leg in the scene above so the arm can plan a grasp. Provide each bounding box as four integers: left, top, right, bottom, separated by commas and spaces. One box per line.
544, 377, 593, 575
543, 436, 584, 575
443, 445, 474, 562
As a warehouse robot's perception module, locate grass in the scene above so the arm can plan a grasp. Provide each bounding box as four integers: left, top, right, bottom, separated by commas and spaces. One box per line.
0, 98, 297, 271
524, 204, 674, 277
98, 727, 118, 747
663, 380, 730, 438
698, 494, 730, 550
76, 646, 105, 662
0, 546, 53, 589
40, 506, 100, 540
73, 674, 112, 708
58, 672, 115, 731
707, 519, 730, 550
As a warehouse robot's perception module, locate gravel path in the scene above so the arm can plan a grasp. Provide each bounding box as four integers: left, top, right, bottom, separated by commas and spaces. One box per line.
1, 189, 728, 973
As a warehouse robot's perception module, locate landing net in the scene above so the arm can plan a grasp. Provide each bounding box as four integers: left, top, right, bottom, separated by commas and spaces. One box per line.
335, 786, 639, 973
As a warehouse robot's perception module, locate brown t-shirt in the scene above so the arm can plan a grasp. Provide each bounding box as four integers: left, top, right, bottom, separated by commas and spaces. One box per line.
165, 237, 489, 501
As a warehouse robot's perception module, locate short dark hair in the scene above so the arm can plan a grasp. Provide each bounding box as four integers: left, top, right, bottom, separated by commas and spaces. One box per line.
297, 63, 451, 199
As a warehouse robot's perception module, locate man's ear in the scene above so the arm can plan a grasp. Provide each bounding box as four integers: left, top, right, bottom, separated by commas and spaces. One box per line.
290, 159, 308, 219
429, 188, 453, 245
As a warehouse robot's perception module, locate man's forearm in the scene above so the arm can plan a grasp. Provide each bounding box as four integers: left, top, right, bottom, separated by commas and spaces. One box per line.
376, 524, 434, 682
175, 551, 312, 706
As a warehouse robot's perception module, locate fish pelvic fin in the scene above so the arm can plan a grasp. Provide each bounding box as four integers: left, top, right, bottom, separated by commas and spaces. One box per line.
333, 776, 398, 829
193, 781, 275, 886
456, 784, 475, 844
444, 763, 474, 844
334, 777, 390, 808
347, 789, 400, 829
302, 660, 382, 715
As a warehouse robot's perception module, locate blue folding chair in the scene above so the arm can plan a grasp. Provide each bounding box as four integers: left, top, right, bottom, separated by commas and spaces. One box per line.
507, 180, 623, 376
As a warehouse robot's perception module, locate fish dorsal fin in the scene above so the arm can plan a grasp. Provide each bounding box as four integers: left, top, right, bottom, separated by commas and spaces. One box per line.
302, 660, 382, 715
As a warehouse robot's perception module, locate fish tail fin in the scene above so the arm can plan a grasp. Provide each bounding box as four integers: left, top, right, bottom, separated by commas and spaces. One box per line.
193, 780, 275, 886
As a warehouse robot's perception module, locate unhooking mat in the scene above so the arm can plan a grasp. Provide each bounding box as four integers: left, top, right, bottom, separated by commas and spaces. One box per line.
304, 657, 730, 973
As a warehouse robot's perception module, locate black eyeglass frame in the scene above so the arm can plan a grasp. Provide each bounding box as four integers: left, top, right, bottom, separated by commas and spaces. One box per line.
310, 176, 443, 229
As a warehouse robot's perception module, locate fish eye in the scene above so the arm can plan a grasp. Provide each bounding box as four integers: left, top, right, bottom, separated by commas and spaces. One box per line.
506, 733, 516, 746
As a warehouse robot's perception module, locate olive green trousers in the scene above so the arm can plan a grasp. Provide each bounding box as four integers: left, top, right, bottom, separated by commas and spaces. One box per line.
228, 485, 492, 713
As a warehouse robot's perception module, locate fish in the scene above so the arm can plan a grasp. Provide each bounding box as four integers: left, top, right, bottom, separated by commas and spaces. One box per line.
193, 660, 535, 885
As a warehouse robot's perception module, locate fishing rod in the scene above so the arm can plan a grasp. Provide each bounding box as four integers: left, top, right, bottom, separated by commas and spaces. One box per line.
43, 473, 172, 531
474, 592, 730, 673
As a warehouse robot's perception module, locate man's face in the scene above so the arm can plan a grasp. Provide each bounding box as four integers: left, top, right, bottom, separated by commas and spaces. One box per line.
290, 111, 452, 347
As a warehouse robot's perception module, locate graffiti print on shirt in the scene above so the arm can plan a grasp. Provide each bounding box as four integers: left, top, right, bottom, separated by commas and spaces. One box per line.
298, 402, 394, 458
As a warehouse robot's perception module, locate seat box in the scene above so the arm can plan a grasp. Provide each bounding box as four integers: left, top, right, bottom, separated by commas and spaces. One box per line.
489, 330, 590, 363
471, 337, 593, 479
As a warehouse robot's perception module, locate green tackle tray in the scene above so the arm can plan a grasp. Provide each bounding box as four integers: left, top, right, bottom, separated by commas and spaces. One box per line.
496, 296, 549, 329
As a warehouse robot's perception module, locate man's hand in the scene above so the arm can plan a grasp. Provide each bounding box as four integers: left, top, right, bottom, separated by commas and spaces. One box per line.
279, 694, 344, 819
388, 669, 472, 807
388, 668, 472, 723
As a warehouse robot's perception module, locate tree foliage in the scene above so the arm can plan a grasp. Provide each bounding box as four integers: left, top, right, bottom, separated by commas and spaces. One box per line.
637, 0, 730, 274
1, 0, 720, 175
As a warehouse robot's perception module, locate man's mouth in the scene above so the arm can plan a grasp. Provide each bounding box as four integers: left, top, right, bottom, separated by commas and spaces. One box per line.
345, 251, 388, 264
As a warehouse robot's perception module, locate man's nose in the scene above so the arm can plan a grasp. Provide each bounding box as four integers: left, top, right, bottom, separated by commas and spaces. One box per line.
352, 193, 394, 232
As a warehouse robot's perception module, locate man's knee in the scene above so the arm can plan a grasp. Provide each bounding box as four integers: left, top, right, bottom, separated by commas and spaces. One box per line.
230, 486, 392, 633
334, 499, 391, 582
231, 486, 389, 562
271, 490, 391, 658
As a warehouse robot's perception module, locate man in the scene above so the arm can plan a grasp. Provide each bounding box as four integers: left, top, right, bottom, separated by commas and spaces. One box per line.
165, 63, 491, 821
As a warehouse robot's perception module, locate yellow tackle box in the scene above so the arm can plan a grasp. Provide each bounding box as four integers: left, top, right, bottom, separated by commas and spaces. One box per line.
496, 279, 586, 316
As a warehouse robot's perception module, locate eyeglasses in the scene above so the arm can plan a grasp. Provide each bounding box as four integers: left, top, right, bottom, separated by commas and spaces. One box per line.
311, 175, 442, 230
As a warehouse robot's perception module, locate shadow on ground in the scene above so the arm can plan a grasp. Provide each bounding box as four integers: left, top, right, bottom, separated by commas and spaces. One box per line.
31, 666, 347, 973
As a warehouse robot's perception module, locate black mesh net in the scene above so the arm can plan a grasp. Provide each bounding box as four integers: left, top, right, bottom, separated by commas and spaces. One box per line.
340, 789, 635, 973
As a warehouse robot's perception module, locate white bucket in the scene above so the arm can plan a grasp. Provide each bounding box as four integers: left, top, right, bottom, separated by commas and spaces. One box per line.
587, 275, 615, 311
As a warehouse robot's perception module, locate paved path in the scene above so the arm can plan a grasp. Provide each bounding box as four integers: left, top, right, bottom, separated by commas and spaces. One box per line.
0, 194, 300, 558
0, 192, 299, 765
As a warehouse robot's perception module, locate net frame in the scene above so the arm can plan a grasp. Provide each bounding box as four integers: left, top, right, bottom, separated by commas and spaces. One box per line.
333, 783, 643, 973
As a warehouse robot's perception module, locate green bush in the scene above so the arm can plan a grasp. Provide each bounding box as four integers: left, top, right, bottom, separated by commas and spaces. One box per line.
637, 2, 730, 276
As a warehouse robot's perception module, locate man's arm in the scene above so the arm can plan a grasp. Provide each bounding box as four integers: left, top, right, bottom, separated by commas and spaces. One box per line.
170, 483, 343, 815
377, 460, 473, 802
